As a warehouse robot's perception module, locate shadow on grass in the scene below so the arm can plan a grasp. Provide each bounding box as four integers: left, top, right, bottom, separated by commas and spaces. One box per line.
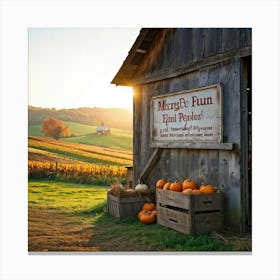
76, 201, 234, 252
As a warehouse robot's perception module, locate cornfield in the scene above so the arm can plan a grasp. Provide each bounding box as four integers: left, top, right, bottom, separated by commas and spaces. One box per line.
28, 136, 132, 166
28, 160, 127, 185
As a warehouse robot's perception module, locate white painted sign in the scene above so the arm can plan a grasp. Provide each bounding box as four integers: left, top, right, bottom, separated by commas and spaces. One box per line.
151, 84, 222, 146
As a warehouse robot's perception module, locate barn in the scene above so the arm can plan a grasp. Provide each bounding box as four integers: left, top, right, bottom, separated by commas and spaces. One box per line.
112, 28, 252, 234
96, 124, 111, 135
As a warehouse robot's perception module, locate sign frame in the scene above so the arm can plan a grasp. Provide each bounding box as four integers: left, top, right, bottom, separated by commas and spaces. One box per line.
150, 83, 223, 148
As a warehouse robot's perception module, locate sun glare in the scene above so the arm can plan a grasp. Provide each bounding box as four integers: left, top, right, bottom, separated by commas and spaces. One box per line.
29, 28, 140, 110
110, 85, 133, 110
82, 76, 133, 110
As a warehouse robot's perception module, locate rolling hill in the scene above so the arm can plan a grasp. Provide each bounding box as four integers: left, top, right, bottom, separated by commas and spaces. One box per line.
29, 121, 98, 137
28, 106, 133, 130
28, 122, 133, 151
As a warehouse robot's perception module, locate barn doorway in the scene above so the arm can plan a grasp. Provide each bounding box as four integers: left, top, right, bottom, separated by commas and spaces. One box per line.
241, 55, 252, 234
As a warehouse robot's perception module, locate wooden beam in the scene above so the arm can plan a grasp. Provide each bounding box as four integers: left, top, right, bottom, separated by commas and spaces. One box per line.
150, 142, 234, 150
132, 47, 252, 86
136, 148, 163, 183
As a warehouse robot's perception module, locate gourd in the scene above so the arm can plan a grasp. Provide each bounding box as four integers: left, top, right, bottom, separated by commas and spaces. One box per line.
138, 210, 156, 224
182, 178, 197, 190
191, 189, 202, 195
170, 181, 182, 192
135, 183, 148, 193
199, 183, 216, 194
156, 179, 166, 189
182, 188, 192, 195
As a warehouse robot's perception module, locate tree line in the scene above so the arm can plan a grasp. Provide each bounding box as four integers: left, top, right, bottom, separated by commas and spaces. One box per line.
28, 106, 133, 130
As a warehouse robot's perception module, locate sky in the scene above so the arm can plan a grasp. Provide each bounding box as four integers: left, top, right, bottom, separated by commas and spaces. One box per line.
28, 28, 141, 110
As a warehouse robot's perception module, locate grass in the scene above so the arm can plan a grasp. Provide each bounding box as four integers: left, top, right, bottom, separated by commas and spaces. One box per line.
64, 121, 98, 136
28, 179, 234, 251
28, 124, 44, 137
65, 132, 132, 150
91, 213, 233, 251
28, 122, 133, 150
29, 122, 97, 137
29, 180, 107, 216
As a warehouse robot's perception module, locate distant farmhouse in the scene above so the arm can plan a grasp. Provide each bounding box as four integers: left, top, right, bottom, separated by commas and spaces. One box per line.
96, 123, 111, 135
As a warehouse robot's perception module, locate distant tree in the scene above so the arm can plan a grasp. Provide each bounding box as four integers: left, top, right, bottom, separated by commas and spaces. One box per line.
40, 118, 71, 140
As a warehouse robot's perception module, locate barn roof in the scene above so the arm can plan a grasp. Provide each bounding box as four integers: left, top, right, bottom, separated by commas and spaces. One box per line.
111, 28, 165, 86
96, 125, 110, 131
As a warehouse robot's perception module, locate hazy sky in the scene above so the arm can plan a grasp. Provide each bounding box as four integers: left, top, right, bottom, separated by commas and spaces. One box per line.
28, 28, 141, 110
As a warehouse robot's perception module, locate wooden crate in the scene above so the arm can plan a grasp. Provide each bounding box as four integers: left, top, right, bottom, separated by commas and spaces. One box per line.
156, 189, 224, 235
107, 193, 145, 218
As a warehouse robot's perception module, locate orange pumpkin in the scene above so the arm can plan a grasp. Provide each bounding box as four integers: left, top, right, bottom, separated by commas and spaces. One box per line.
170, 181, 182, 192
138, 211, 156, 224
156, 179, 166, 189
191, 189, 202, 195
182, 188, 192, 195
182, 178, 197, 190
163, 181, 172, 190
138, 210, 147, 221
199, 183, 215, 194
142, 202, 155, 211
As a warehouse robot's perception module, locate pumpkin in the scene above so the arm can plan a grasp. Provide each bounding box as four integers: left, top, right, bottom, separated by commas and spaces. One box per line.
199, 183, 216, 194
182, 178, 197, 190
191, 189, 202, 195
142, 202, 155, 211
137, 210, 147, 221
170, 181, 182, 192
156, 179, 166, 189
163, 181, 171, 190
135, 183, 148, 193
182, 188, 193, 195
138, 210, 156, 225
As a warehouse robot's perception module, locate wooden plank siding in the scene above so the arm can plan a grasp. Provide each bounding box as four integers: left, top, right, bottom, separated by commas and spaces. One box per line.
131, 28, 251, 233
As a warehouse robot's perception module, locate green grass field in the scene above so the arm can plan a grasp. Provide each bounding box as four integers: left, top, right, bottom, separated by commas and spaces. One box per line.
29, 180, 107, 216
28, 122, 98, 137
28, 122, 133, 150
28, 124, 44, 137
64, 133, 132, 150
28, 180, 234, 252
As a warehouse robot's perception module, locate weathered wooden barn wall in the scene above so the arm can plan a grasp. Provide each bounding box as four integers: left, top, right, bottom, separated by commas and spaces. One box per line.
132, 28, 252, 232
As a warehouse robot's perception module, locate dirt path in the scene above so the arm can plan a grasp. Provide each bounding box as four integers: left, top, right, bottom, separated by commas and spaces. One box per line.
28, 206, 152, 252
28, 206, 101, 252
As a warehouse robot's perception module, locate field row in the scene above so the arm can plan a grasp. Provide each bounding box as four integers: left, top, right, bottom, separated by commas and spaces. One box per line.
28, 160, 127, 185
28, 136, 132, 166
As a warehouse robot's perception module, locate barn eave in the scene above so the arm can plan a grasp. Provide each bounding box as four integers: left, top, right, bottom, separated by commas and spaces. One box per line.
111, 28, 166, 87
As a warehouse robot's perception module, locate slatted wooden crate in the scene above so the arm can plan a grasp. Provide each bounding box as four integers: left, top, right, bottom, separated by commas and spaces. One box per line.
107, 193, 146, 218
156, 189, 224, 235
